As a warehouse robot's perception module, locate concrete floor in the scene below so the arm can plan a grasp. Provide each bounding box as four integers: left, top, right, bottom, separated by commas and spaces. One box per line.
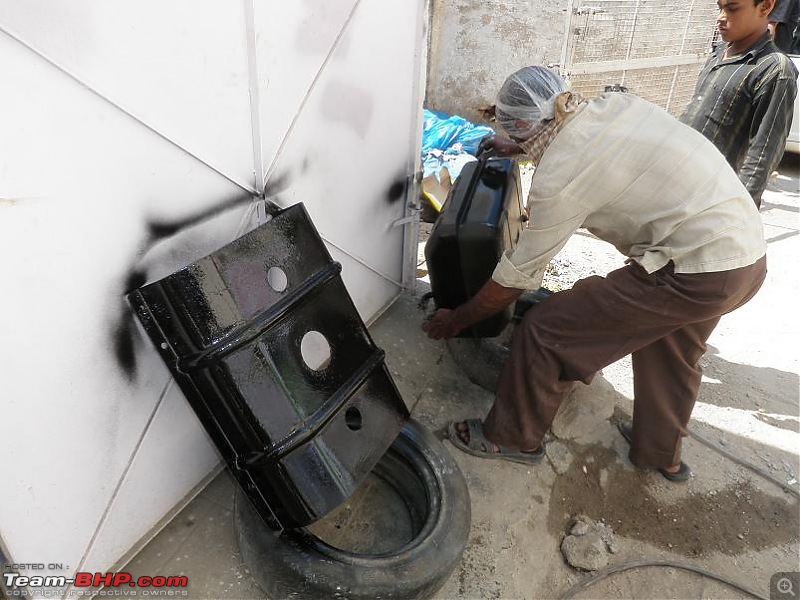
124, 154, 800, 599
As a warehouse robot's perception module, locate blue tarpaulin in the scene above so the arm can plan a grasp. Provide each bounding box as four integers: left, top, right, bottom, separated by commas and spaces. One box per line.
421, 109, 494, 180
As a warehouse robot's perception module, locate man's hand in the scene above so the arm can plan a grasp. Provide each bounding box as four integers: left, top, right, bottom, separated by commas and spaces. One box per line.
421, 279, 525, 340
478, 134, 522, 157
421, 308, 463, 340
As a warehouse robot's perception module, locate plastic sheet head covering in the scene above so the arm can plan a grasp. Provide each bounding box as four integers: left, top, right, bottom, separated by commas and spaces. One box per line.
495, 66, 568, 140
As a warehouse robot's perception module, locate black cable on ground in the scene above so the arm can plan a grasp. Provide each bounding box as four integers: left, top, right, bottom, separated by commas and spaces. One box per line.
687, 426, 800, 499
560, 559, 769, 600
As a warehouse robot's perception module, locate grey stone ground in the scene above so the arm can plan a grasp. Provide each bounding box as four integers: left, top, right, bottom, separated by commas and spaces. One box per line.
124, 155, 799, 599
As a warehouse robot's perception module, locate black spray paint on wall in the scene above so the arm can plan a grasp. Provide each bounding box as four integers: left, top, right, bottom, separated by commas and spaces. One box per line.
112, 174, 292, 381
112, 161, 414, 382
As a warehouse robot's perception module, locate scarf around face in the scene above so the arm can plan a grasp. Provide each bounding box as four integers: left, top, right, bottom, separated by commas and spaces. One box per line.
518, 91, 586, 165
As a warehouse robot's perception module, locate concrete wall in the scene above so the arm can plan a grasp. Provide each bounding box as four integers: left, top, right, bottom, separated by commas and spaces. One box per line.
426, 0, 567, 121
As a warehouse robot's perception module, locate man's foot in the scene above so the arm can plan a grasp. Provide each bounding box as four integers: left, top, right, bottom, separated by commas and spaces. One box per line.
447, 419, 544, 465
453, 421, 541, 452
617, 421, 692, 482
657, 462, 692, 482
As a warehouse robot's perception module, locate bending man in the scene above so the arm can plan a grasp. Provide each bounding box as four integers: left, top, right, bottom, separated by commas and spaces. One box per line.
422, 66, 767, 482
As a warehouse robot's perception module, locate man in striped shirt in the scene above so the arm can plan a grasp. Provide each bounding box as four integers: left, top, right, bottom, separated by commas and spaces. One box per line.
681, 0, 797, 208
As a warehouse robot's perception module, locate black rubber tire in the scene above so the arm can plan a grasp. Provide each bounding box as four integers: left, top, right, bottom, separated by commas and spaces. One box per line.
445, 288, 554, 392
236, 418, 471, 600
446, 330, 511, 393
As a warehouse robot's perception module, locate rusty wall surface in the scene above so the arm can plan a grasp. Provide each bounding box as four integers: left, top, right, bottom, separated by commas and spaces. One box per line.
426, 0, 567, 121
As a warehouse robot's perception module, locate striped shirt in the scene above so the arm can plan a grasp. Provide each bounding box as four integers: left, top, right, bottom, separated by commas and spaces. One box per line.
491, 93, 766, 291
680, 32, 798, 207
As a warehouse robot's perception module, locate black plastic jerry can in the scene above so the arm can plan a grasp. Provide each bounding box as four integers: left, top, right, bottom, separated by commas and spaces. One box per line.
128, 203, 409, 531
424, 156, 525, 338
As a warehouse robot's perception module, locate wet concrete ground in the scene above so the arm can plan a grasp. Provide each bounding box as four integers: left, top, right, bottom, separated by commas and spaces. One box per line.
124, 155, 800, 599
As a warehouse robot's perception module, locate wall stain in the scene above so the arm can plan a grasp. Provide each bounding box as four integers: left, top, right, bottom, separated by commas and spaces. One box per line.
113, 172, 293, 381
386, 177, 407, 203
146, 191, 256, 243
320, 80, 374, 139
124, 269, 149, 295
294, 0, 350, 57
112, 313, 138, 381
112, 163, 410, 382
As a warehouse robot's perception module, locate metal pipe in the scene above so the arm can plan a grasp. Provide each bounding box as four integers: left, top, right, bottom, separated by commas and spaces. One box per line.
243, 0, 266, 196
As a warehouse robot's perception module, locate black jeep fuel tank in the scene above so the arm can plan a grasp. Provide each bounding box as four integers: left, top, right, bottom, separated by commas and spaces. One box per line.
128, 203, 409, 530
425, 157, 525, 337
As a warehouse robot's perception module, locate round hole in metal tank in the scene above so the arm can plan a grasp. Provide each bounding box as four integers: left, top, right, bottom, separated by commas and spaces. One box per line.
300, 330, 331, 371
345, 406, 362, 431
265, 266, 288, 292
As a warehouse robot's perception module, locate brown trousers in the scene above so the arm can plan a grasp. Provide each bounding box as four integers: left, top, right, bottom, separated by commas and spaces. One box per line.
483, 256, 767, 469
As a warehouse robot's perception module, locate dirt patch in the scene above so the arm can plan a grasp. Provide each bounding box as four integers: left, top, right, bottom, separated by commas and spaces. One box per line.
456, 525, 503, 599
546, 443, 799, 557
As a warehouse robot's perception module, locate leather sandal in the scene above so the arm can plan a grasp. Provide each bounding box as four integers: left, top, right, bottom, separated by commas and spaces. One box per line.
447, 419, 544, 465
617, 421, 692, 482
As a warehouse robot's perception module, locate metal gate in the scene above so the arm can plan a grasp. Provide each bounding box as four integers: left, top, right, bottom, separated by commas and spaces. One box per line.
559, 0, 719, 116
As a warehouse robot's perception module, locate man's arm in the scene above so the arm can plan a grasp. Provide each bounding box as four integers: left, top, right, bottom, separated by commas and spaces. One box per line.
421, 279, 525, 339
740, 61, 798, 204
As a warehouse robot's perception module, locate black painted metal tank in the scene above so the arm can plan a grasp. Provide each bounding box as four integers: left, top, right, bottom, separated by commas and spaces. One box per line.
128, 203, 409, 531
425, 156, 525, 337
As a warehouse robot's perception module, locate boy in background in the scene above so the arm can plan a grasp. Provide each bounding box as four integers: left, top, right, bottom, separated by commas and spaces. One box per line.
681, 0, 797, 208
